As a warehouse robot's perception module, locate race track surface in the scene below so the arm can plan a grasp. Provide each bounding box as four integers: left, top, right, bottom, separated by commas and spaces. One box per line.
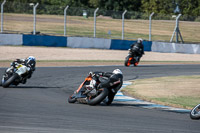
0, 64, 200, 133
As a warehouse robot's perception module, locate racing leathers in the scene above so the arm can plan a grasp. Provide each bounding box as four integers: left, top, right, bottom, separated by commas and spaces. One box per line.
88, 71, 123, 105
130, 42, 144, 62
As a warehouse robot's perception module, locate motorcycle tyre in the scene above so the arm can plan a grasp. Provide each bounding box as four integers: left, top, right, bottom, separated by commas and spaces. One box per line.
190, 104, 200, 120
124, 56, 131, 67
134, 62, 139, 67
87, 88, 109, 106
2, 73, 19, 88
68, 94, 77, 103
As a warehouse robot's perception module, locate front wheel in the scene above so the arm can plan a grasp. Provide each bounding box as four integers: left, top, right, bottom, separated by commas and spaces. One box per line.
68, 94, 77, 103
190, 104, 200, 120
87, 88, 108, 106
2, 73, 19, 88
0, 78, 2, 86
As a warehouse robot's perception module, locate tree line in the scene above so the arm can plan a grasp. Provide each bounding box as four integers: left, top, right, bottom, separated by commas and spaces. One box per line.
2, 0, 200, 21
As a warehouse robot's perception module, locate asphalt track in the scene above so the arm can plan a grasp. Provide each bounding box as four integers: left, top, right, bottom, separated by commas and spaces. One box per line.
0, 64, 200, 133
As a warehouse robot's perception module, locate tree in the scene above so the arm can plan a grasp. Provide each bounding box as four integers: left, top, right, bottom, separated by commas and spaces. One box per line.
141, 0, 174, 14
179, 0, 200, 16
88, 0, 99, 8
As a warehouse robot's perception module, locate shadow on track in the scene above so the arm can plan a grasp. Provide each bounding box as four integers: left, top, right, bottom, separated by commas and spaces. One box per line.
1, 86, 61, 89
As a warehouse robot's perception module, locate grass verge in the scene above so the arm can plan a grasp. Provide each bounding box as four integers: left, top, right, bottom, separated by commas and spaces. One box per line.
1, 60, 200, 67
4, 13, 200, 42
1, 60, 200, 63
122, 75, 200, 109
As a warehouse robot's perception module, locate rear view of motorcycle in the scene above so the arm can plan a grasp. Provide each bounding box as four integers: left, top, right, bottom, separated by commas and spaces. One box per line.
190, 104, 200, 120
1, 63, 32, 88
124, 48, 140, 67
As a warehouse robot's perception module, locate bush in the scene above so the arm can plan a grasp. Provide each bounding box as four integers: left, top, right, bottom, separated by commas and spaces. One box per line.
195, 16, 200, 22
180, 15, 196, 21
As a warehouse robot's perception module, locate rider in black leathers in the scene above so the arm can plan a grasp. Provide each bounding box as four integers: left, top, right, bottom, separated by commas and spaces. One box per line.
87, 69, 123, 105
11, 56, 36, 83
130, 38, 144, 62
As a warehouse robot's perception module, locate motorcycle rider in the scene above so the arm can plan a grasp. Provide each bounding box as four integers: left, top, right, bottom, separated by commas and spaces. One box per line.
11, 56, 36, 83
130, 38, 144, 62
86, 69, 123, 105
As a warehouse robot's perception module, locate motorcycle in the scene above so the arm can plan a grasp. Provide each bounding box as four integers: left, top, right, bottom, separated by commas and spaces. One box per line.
124, 47, 140, 67
1, 63, 31, 88
190, 104, 200, 120
68, 73, 122, 106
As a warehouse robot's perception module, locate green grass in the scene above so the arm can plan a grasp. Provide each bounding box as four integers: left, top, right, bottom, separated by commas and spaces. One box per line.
152, 96, 199, 109
122, 75, 200, 109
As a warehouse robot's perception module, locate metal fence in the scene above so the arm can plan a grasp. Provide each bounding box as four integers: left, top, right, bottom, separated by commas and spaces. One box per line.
1, 1, 200, 43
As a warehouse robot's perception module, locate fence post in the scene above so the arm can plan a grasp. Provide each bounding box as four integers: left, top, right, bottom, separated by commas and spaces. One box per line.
149, 12, 154, 41
94, 8, 99, 38
170, 14, 183, 43
64, 5, 69, 36
33, 3, 39, 35
122, 10, 127, 40
1, 0, 6, 33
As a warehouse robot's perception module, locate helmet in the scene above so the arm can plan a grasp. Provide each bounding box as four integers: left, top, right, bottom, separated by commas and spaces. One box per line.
137, 38, 143, 44
27, 56, 36, 62
113, 69, 123, 75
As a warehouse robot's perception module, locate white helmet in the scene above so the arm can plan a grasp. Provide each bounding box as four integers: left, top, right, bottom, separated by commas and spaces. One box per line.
113, 69, 123, 75
137, 38, 143, 44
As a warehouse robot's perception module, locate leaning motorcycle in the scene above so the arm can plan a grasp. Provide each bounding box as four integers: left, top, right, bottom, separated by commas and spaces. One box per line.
190, 104, 200, 120
1, 63, 31, 88
68, 73, 122, 106
124, 47, 140, 67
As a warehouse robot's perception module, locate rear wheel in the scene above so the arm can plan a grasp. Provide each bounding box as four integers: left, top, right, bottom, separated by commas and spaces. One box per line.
0, 76, 3, 86
134, 62, 139, 66
87, 88, 108, 106
2, 73, 19, 88
190, 104, 200, 120
124, 56, 132, 67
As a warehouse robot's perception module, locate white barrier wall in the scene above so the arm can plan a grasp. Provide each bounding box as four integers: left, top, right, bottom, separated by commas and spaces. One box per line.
0, 34, 22, 45
152, 41, 200, 54
67, 37, 111, 49
1, 34, 200, 55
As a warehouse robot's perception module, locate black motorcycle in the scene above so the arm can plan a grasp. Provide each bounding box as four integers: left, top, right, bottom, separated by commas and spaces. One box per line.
68, 73, 122, 106
190, 104, 200, 120
124, 46, 142, 67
